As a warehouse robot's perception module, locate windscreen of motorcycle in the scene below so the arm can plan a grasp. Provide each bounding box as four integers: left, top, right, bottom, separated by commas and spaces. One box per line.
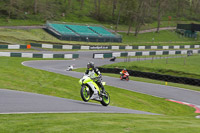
88, 71, 98, 78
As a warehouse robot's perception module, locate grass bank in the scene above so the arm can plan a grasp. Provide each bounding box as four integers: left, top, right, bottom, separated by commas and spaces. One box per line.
0, 113, 200, 133
0, 27, 200, 46
121, 30, 200, 45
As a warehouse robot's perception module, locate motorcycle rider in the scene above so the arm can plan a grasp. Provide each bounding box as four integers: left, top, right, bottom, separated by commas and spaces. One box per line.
85, 62, 105, 97
120, 68, 128, 76
67, 65, 73, 71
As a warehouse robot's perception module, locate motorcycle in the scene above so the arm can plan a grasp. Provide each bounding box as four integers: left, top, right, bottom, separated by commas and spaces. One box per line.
66, 65, 73, 71
120, 72, 129, 81
79, 75, 110, 106
110, 56, 116, 62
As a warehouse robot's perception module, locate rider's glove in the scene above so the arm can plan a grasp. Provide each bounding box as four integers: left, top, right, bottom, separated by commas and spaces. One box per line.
98, 74, 102, 80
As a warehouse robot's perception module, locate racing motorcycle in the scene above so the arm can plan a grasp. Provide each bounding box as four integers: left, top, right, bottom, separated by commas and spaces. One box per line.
66, 65, 73, 71
120, 72, 129, 81
79, 75, 110, 106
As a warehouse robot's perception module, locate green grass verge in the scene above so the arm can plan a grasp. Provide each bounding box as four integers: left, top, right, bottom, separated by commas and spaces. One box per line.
0, 113, 200, 133
101, 55, 200, 79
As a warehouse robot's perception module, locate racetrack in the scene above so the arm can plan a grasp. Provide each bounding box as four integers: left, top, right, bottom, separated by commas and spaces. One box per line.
22, 58, 200, 106
1, 50, 200, 114
0, 89, 158, 115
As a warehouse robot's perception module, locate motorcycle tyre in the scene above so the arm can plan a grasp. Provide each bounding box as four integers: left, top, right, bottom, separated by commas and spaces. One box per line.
100, 91, 110, 106
126, 77, 129, 81
80, 85, 91, 102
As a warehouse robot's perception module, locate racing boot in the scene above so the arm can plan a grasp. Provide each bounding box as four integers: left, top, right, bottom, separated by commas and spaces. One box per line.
99, 82, 105, 94
96, 81, 105, 94
90, 90, 99, 99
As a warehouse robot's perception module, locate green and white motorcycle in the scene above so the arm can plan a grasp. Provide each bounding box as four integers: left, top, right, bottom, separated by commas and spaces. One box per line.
79, 75, 110, 106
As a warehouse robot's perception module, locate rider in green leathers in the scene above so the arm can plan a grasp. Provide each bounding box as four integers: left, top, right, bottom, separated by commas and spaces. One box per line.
85, 62, 105, 95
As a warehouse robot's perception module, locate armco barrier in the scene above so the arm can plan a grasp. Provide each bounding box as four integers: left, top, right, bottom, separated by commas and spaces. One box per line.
93, 49, 200, 58
29, 43, 200, 50
0, 52, 79, 59
1, 43, 200, 50
98, 67, 200, 86
0, 45, 28, 49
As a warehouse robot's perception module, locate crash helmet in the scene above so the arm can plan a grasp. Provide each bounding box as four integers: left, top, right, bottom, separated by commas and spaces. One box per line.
123, 68, 127, 71
87, 62, 94, 70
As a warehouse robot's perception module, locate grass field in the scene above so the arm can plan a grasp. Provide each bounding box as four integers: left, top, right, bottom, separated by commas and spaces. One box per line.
1, 113, 200, 133
101, 55, 200, 79
0, 57, 199, 132
0, 25, 200, 46
121, 30, 200, 45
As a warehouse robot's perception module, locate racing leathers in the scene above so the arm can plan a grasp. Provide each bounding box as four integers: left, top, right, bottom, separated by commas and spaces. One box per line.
85, 67, 105, 93
121, 69, 128, 76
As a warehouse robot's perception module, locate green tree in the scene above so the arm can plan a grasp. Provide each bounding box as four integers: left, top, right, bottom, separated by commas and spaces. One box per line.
156, 0, 168, 33
134, 0, 152, 36
125, 0, 137, 35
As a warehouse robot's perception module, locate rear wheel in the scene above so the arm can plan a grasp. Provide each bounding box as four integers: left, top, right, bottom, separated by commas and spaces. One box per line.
80, 85, 91, 102
120, 76, 123, 80
100, 91, 110, 106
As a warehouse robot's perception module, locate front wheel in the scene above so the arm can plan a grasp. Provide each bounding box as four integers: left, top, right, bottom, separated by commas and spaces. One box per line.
100, 91, 110, 106
126, 76, 129, 81
80, 85, 91, 102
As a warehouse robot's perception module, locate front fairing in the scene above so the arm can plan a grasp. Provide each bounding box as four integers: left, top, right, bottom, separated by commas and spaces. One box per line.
79, 75, 100, 92
83, 76, 93, 84
79, 75, 92, 85
125, 72, 129, 76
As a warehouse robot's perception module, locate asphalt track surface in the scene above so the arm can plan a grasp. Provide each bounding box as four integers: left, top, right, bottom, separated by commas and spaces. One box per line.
0, 89, 158, 114
1, 50, 200, 114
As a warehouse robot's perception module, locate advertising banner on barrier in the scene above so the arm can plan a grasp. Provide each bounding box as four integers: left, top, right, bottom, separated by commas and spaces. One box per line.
89, 46, 110, 50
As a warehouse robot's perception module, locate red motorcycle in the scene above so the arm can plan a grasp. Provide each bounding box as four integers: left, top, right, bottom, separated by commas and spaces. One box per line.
120, 72, 129, 81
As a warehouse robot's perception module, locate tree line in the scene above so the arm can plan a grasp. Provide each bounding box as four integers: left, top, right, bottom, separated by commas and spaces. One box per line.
0, 0, 200, 36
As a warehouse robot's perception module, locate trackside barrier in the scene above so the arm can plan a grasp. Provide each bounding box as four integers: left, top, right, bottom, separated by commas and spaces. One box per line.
93, 49, 200, 58
29, 43, 200, 50
0, 52, 79, 59
0, 45, 27, 49
1, 43, 200, 50
98, 68, 200, 86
